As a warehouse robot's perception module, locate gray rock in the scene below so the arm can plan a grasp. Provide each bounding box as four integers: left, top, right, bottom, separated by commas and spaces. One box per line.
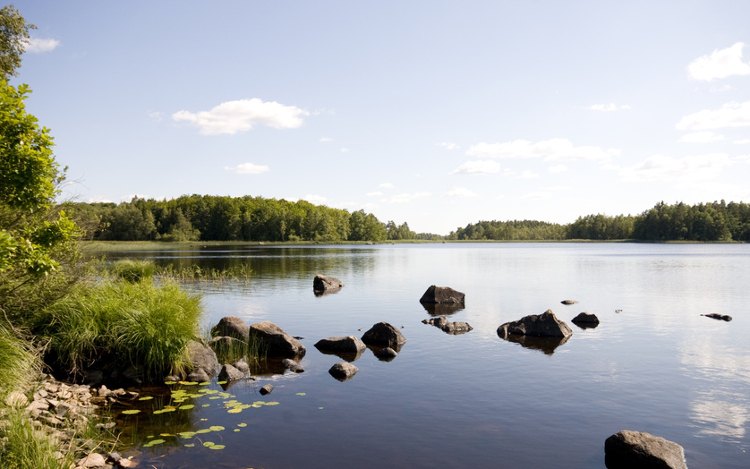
361, 322, 407, 348
605, 430, 686, 469
5, 390, 29, 408
422, 316, 473, 335
572, 312, 600, 328
260, 384, 273, 395
702, 313, 732, 322
211, 316, 249, 341
282, 358, 305, 373
314, 336, 367, 355
497, 310, 573, 338
233, 359, 250, 374
373, 347, 398, 361
77, 452, 107, 468
187, 369, 211, 383
419, 285, 465, 305
561, 299, 578, 305
313, 274, 343, 294
218, 364, 245, 382
249, 321, 306, 358
329, 361, 358, 381
185, 340, 220, 377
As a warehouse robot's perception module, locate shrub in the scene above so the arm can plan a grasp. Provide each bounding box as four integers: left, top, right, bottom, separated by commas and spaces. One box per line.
110, 259, 155, 283
0, 325, 38, 399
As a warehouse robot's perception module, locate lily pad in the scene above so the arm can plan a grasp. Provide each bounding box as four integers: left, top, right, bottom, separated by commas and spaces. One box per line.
121, 409, 141, 415
143, 438, 166, 447
295, 392, 306, 396
179, 404, 195, 410
138, 396, 154, 401
237, 423, 247, 428
208, 445, 226, 450
184, 443, 195, 448
209, 425, 225, 432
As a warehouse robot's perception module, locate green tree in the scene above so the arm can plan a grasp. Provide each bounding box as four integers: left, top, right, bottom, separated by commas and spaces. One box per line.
0, 5, 34, 79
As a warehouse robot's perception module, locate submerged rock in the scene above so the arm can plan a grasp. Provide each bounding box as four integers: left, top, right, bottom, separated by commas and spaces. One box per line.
315, 336, 366, 361
211, 316, 249, 341
605, 430, 686, 469
313, 274, 343, 295
571, 312, 600, 328
260, 384, 274, 395
282, 358, 305, 373
497, 310, 573, 338
419, 285, 465, 305
373, 347, 399, 361
361, 322, 407, 348
249, 321, 306, 358
422, 316, 473, 335
701, 313, 732, 322
328, 361, 358, 381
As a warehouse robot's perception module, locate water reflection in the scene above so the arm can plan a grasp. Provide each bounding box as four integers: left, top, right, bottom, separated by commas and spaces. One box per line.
421, 302, 465, 316
497, 333, 570, 355
691, 391, 748, 439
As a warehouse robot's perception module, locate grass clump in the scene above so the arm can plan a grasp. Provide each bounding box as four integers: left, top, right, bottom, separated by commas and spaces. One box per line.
110, 259, 155, 283
0, 325, 38, 399
35, 279, 201, 382
156, 263, 253, 281
0, 408, 73, 469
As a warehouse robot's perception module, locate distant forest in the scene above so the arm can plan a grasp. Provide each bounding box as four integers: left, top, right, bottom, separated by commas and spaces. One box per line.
63, 198, 750, 243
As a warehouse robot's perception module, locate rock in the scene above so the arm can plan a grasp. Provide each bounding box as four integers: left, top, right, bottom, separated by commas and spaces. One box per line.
313, 274, 343, 295
373, 347, 398, 361
218, 364, 245, 382
314, 336, 367, 355
361, 322, 407, 348
572, 312, 600, 328
185, 340, 220, 378
421, 302, 465, 316
117, 458, 137, 468
211, 316, 249, 341
5, 390, 29, 408
282, 358, 305, 373
248, 321, 306, 358
77, 453, 107, 468
419, 285, 465, 305
422, 316, 473, 335
561, 299, 578, 305
187, 369, 211, 383
702, 313, 732, 322
605, 430, 686, 469
497, 310, 573, 338
260, 384, 273, 395
233, 359, 250, 374
329, 362, 358, 381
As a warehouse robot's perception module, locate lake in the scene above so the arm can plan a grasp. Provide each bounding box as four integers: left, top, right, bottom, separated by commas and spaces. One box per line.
101, 243, 749, 468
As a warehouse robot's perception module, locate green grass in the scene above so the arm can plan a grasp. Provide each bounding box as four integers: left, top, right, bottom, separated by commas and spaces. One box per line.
156, 263, 253, 281
110, 259, 155, 283
0, 408, 73, 469
0, 326, 38, 399
34, 279, 201, 382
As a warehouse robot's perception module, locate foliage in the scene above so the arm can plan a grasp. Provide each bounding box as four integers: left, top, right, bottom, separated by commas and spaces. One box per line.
567, 214, 635, 240
0, 5, 34, 79
450, 219, 567, 240
34, 280, 201, 382
0, 408, 72, 469
110, 259, 155, 283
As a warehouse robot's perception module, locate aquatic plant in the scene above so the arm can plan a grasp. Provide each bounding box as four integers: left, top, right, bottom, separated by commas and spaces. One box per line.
110, 259, 156, 283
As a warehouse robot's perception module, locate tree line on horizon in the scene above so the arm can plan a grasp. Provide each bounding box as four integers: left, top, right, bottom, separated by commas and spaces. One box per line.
63, 197, 750, 243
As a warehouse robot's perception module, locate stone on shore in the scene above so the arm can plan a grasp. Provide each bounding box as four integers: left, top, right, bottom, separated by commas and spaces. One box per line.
218, 364, 245, 382
248, 321, 306, 358
361, 322, 407, 348
211, 316, 249, 341
313, 274, 343, 295
419, 285, 465, 305
497, 310, 573, 338
605, 430, 687, 469
185, 340, 220, 378
328, 361, 358, 381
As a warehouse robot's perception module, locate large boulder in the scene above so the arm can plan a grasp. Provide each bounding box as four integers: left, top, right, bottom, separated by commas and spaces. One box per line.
497, 310, 573, 338
185, 340, 220, 378
211, 316, 249, 341
218, 364, 246, 382
361, 322, 406, 348
605, 430, 687, 469
249, 321, 306, 358
328, 361, 358, 381
313, 274, 343, 295
419, 285, 465, 305
315, 336, 366, 359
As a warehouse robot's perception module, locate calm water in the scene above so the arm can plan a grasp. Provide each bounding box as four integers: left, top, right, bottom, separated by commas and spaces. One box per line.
103, 243, 749, 468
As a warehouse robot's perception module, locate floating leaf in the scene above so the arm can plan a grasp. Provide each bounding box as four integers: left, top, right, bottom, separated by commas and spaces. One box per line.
203, 441, 215, 447
160, 433, 174, 437
196, 429, 212, 434
227, 408, 243, 414
208, 445, 225, 450
217, 380, 228, 385
209, 425, 225, 432
265, 401, 280, 406
199, 381, 210, 386
143, 438, 166, 447
179, 381, 199, 386
200, 418, 208, 422
295, 392, 306, 396
237, 423, 247, 428
201, 404, 210, 408
233, 429, 240, 433
121, 409, 141, 415
164, 381, 177, 385
179, 404, 195, 410
138, 396, 154, 401
178, 431, 197, 439
184, 443, 195, 448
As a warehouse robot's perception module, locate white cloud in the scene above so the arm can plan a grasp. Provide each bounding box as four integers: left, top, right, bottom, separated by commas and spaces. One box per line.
734, 138, 750, 145
147, 111, 164, 122
688, 42, 750, 81
379, 182, 395, 190
679, 131, 725, 143
437, 142, 460, 151
386, 192, 431, 204
514, 170, 539, 179
303, 194, 328, 204
466, 138, 619, 161
521, 186, 569, 201
452, 160, 501, 174
366, 191, 383, 197
22, 37, 60, 53
621, 154, 731, 183
548, 164, 568, 173
676, 101, 750, 131
340, 147, 350, 153
588, 103, 632, 112
173, 98, 308, 135
224, 163, 270, 174
446, 187, 477, 198
319, 137, 334, 143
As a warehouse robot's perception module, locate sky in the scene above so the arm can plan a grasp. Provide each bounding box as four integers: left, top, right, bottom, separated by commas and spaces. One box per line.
11, 0, 750, 235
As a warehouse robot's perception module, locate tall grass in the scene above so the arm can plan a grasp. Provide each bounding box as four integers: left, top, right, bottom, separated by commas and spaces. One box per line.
110, 259, 155, 283
35, 280, 201, 382
0, 325, 38, 399
0, 409, 73, 469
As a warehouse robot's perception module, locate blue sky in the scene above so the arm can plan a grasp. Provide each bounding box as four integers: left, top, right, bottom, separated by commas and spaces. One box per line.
12, 0, 750, 234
